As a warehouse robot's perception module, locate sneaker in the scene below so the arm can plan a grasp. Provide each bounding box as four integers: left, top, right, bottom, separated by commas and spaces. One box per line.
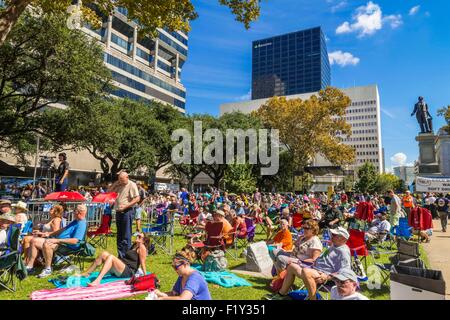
37, 268, 52, 278
264, 293, 288, 300
26, 267, 35, 275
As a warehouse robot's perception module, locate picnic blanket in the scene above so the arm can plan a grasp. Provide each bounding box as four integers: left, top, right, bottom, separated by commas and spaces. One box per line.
31, 280, 147, 300
192, 264, 251, 288
49, 272, 138, 288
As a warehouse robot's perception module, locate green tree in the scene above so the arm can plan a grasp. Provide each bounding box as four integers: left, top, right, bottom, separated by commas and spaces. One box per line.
0, 10, 110, 158
375, 173, 402, 194
355, 162, 378, 193
223, 164, 257, 194
253, 87, 356, 171
54, 99, 167, 181
0, 0, 262, 46
438, 105, 450, 134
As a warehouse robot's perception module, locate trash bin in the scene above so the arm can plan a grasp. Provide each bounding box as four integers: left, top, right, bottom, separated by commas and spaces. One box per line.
390, 265, 446, 300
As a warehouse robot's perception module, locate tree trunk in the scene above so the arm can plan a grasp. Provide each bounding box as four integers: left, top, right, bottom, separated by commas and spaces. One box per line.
0, 0, 31, 46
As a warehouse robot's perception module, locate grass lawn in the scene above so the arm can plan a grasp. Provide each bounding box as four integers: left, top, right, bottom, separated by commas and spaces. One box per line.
0, 222, 429, 300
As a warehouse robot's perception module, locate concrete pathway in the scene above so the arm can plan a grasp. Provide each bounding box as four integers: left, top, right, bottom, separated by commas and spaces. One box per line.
422, 218, 450, 299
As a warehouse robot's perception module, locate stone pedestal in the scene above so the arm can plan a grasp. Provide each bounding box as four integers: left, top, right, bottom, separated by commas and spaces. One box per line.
436, 129, 450, 176
415, 133, 441, 175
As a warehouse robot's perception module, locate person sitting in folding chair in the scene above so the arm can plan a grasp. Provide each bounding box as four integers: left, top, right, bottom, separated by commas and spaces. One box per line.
366, 211, 391, 243
330, 269, 369, 300
23, 205, 64, 260
269, 219, 322, 275
269, 226, 351, 300
25, 204, 87, 278
81, 232, 150, 286
0, 213, 17, 254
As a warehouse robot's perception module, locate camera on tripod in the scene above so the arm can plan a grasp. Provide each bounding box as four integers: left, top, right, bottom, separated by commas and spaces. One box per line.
39, 156, 56, 170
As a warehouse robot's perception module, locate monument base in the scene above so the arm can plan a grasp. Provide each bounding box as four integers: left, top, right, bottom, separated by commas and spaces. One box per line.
416, 133, 441, 175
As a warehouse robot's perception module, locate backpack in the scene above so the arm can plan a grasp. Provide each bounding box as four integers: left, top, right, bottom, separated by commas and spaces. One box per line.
203, 250, 227, 272
126, 273, 160, 292
81, 242, 96, 257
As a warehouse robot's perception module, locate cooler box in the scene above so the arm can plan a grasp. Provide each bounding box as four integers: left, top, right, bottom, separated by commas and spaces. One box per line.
390, 265, 446, 300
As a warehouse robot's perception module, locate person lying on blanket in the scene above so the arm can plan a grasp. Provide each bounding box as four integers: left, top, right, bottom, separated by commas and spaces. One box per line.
81, 232, 150, 286
269, 226, 351, 300
26, 204, 88, 278
154, 246, 211, 300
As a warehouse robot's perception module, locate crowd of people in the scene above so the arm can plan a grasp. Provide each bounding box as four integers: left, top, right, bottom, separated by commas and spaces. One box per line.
1, 170, 450, 300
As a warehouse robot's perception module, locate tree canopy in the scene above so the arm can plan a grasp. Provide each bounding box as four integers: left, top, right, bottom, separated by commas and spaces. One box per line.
0, 10, 110, 158
0, 0, 263, 45
253, 87, 356, 171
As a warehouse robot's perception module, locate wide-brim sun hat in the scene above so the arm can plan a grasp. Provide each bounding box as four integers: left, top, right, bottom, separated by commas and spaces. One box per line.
0, 213, 16, 223
12, 201, 28, 212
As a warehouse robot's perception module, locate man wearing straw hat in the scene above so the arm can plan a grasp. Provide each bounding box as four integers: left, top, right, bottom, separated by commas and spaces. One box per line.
12, 201, 29, 232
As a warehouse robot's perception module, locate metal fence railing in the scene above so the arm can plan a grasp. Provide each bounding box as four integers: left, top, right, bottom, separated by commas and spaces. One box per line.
26, 201, 105, 228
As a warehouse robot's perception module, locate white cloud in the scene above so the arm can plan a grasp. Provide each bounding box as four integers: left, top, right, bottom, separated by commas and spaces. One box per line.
336, 1, 403, 37
331, 1, 348, 12
384, 14, 403, 29
237, 90, 251, 101
409, 5, 420, 16
381, 108, 396, 119
390, 152, 407, 166
329, 51, 360, 67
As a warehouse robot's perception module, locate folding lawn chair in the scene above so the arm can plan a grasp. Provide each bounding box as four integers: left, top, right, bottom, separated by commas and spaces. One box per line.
0, 224, 26, 292
237, 217, 255, 248
190, 221, 225, 256
87, 214, 112, 249
179, 210, 200, 235
291, 213, 304, 241
391, 218, 413, 241
54, 229, 94, 271
347, 229, 370, 272
143, 210, 174, 255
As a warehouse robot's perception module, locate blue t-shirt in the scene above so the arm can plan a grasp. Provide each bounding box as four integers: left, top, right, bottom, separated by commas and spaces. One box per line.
172, 271, 211, 300
57, 219, 87, 249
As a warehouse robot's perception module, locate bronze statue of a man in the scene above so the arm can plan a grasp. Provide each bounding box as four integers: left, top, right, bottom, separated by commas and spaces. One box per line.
411, 96, 433, 133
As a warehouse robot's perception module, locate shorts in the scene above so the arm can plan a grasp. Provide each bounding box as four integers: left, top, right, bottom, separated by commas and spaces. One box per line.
134, 207, 142, 220
120, 265, 135, 278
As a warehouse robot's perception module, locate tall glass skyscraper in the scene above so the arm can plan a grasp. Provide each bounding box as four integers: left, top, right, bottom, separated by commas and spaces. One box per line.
252, 27, 330, 100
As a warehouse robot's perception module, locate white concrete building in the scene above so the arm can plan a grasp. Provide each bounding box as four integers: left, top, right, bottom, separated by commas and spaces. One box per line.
220, 84, 384, 177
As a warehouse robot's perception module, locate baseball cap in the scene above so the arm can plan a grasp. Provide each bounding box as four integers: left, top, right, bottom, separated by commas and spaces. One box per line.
332, 269, 358, 283
329, 226, 350, 240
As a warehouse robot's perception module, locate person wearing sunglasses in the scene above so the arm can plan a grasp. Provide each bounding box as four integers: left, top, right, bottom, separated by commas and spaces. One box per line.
330, 269, 369, 300
154, 246, 211, 300
270, 219, 322, 275
81, 232, 150, 286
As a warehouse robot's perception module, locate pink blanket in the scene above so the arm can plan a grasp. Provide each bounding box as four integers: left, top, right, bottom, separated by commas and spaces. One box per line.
31, 280, 147, 300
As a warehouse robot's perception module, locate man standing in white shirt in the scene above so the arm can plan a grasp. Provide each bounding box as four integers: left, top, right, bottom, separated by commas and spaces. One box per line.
330, 269, 369, 300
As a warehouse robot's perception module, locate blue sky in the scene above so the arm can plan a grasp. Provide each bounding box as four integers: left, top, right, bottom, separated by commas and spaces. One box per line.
182, 0, 450, 172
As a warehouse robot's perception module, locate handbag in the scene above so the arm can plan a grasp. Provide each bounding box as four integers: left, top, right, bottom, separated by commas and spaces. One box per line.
81, 242, 96, 257
270, 269, 287, 292
126, 273, 160, 292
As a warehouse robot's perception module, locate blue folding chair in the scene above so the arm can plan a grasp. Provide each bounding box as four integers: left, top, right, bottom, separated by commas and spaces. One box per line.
143, 210, 173, 255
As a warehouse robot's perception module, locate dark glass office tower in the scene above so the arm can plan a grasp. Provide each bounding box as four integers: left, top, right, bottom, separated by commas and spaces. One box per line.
252, 27, 330, 100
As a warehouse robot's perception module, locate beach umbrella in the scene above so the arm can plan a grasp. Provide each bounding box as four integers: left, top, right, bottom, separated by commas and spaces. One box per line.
92, 192, 117, 203
44, 191, 86, 202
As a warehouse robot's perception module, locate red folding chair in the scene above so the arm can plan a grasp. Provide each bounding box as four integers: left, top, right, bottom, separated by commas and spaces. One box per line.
179, 210, 200, 235
87, 214, 112, 249
190, 221, 225, 251
347, 228, 370, 272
